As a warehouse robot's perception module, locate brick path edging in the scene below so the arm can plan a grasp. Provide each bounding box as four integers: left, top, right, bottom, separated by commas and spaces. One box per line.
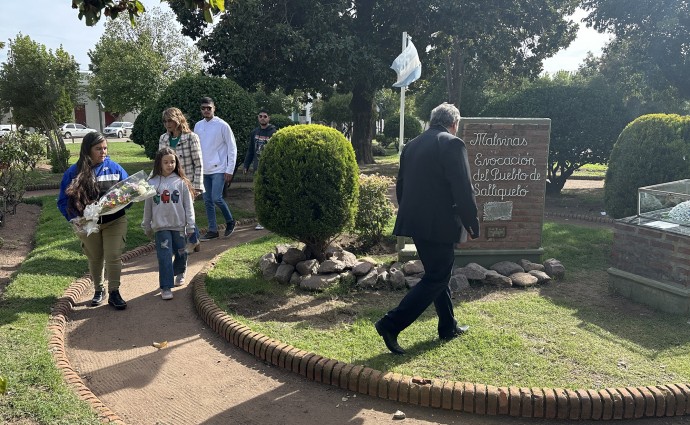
191, 255, 690, 420
49, 219, 690, 422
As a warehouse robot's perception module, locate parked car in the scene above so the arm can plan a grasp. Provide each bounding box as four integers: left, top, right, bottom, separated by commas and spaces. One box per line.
0, 124, 17, 138
61, 123, 97, 139
103, 121, 133, 138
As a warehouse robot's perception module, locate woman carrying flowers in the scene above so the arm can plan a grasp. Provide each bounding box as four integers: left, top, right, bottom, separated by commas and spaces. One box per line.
57, 132, 130, 310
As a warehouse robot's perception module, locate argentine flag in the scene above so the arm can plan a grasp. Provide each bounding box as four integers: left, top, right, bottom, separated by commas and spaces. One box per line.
391, 41, 421, 88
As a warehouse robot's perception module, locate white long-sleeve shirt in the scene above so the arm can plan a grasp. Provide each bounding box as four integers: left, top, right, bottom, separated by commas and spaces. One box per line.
193, 116, 237, 175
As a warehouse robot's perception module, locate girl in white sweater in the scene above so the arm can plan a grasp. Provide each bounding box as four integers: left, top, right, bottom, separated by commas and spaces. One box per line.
142, 148, 196, 300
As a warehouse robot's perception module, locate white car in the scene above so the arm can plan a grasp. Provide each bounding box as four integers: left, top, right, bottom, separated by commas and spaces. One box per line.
0, 124, 17, 138
103, 121, 133, 138
61, 123, 97, 139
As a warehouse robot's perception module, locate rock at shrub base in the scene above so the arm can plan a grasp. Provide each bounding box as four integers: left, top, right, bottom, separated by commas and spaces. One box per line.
509, 272, 538, 288
490, 261, 524, 276
352, 261, 374, 276
484, 270, 513, 287
300, 273, 340, 291
518, 259, 545, 272
275, 263, 295, 284
296, 259, 319, 276
528, 270, 551, 284
260, 253, 279, 280
543, 258, 565, 280
402, 260, 424, 275
282, 247, 307, 265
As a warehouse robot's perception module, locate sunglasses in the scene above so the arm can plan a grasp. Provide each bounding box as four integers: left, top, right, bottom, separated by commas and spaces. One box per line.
258, 114, 268, 118
200, 106, 213, 111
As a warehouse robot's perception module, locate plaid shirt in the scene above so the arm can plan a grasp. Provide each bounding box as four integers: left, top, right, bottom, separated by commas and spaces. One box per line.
159, 132, 204, 192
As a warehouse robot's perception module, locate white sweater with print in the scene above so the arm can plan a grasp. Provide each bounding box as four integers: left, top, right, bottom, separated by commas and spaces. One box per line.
142, 173, 195, 233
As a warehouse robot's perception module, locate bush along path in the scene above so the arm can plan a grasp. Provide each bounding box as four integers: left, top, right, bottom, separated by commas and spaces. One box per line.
52, 224, 690, 424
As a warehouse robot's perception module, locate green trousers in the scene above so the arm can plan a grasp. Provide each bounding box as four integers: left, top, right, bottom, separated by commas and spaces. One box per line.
79, 215, 127, 292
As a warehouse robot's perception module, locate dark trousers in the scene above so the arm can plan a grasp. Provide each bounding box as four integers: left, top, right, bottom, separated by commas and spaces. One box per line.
380, 238, 457, 338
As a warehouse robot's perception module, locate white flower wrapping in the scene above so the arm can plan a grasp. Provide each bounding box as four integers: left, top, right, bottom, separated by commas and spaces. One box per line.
71, 170, 156, 236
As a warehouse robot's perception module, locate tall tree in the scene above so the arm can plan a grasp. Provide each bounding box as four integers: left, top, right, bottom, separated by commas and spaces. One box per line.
88, 7, 203, 117
423, 0, 579, 111
170, 0, 430, 164
582, 0, 690, 98
0, 35, 79, 171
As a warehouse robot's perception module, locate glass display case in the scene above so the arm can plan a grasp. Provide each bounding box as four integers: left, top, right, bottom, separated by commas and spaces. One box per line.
638, 179, 690, 225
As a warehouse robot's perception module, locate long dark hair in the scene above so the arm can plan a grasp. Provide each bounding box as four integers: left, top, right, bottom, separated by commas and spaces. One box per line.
151, 147, 196, 196
65, 132, 107, 217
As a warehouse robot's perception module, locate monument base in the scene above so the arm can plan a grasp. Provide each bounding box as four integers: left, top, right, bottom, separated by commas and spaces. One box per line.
398, 242, 544, 268
608, 267, 690, 315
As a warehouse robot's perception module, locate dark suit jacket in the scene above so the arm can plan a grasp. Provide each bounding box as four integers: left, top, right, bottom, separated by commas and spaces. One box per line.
393, 124, 479, 244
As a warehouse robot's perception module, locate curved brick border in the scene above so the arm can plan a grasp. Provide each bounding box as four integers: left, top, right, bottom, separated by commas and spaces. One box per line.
50, 219, 690, 422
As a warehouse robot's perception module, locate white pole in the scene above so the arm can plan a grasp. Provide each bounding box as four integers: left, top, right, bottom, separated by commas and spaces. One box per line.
398, 32, 407, 155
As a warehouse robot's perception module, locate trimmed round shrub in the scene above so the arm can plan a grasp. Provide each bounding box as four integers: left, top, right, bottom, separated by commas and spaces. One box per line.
604, 114, 690, 218
383, 114, 423, 142
269, 114, 296, 130
255, 124, 359, 258
130, 75, 256, 169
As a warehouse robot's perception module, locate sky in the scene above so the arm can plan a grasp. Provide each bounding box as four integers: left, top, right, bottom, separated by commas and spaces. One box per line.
0, 1, 611, 75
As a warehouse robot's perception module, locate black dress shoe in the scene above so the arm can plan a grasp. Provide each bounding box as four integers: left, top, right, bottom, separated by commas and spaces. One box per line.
375, 320, 406, 355
440, 324, 470, 341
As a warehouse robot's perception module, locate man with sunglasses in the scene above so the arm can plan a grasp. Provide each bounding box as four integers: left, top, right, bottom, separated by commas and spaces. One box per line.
193, 97, 237, 240
243, 109, 277, 230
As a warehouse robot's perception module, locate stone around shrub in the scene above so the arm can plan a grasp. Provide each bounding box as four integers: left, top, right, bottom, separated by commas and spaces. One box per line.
456, 263, 488, 280
402, 260, 424, 275
406, 277, 421, 288
319, 258, 347, 274
388, 269, 406, 290
357, 269, 379, 289
260, 253, 279, 280
450, 273, 470, 293
340, 271, 357, 288
518, 259, 545, 272
543, 258, 565, 280
289, 272, 302, 286
275, 264, 295, 284
301, 273, 340, 291
282, 247, 307, 266
529, 270, 552, 284
484, 270, 513, 287
510, 272, 538, 288
296, 259, 319, 276
352, 261, 374, 276
490, 261, 524, 276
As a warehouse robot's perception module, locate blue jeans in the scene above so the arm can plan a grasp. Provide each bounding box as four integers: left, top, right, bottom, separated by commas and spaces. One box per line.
155, 230, 187, 290
202, 173, 234, 232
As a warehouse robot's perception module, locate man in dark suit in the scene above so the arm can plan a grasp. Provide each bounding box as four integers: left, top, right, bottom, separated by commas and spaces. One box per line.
375, 102, 480, 355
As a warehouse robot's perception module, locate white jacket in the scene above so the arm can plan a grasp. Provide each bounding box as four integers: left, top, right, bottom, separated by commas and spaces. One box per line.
193, 116, 237, 175
142, 173, 196, 234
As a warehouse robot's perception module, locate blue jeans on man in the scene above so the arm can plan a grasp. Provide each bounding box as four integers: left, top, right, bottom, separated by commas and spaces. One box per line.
202, 173, 234, 233
155, 230, 187, 290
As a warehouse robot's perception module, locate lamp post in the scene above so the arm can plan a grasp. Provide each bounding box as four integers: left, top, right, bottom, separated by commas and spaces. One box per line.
96, 94, 105, 133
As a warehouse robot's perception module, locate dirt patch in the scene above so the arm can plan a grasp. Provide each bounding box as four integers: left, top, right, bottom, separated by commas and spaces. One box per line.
0, 203, 40, 297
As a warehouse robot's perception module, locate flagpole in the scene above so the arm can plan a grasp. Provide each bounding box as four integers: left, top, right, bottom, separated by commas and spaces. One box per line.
398, 32, 407, 156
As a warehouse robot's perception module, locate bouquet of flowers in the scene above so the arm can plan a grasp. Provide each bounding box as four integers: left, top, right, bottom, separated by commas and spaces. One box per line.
71, 170, 156, 236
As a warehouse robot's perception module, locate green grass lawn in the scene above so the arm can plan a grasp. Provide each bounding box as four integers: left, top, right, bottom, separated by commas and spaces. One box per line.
27, 142, 151, 187
204, 222, 690, 390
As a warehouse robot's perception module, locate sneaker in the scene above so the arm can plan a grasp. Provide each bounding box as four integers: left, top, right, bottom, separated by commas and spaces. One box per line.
255, 223, 264, 230
108, 290, 127, 310
91, 290, 104, 306
174, 273, 186, 287
199, 231, 219, 241
224, 220, 236, 237
161, 289, 173, 300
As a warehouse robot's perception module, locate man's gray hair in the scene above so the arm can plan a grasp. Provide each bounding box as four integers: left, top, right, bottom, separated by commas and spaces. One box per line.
429, 103, 461, 128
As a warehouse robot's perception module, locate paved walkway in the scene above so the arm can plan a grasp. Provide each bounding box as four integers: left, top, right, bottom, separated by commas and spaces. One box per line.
62, 224, 496, 425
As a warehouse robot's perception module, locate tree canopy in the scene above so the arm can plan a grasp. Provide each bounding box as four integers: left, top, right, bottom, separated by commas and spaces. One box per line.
481, 73, 630, 194
0, 35, 79, 171
72, 0, 225, 26
88, 7, 203, 117
582, 0, 690, 99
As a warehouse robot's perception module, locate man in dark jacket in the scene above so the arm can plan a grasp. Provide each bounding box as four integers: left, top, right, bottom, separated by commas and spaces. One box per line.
243, 109, 277, 230
375, 102, 480, 355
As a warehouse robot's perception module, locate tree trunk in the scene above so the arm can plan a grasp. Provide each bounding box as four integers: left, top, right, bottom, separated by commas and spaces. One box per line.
444, 40, 467, 110
350, 83, 375, 165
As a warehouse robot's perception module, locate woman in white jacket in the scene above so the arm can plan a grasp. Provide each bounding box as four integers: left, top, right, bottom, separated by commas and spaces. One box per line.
142, 148, 196, 300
